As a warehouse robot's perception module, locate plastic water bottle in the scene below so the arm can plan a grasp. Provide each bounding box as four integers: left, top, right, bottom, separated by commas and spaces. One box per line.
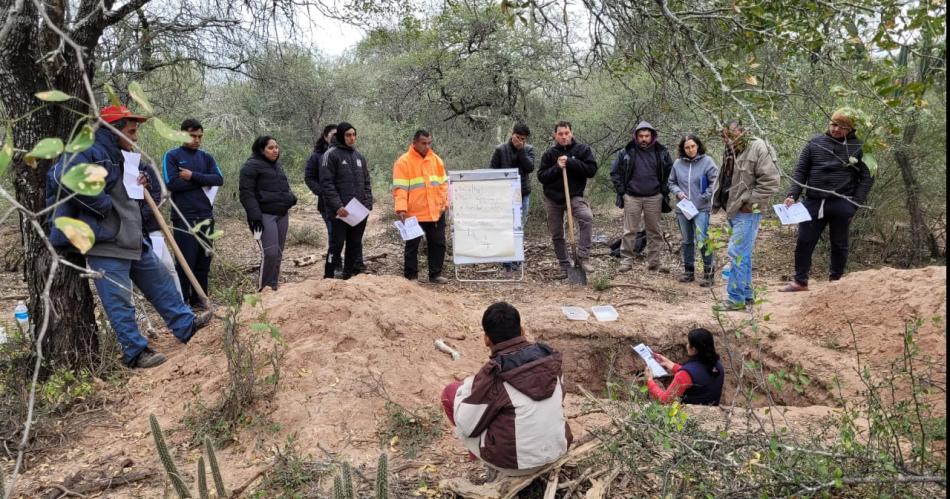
14, 300, 29, 333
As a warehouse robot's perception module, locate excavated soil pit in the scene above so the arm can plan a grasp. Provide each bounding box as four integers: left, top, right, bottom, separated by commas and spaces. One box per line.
535, 326, 827, 408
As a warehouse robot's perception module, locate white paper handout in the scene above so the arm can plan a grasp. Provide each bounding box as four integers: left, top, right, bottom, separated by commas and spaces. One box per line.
203, 186, 219, 205
120, 150, 144, 200
394, 216, 425, 241
773, 203, 812, 225
632, 343, 669, 377
676, 198, 699, 220
336, 198, 370, 226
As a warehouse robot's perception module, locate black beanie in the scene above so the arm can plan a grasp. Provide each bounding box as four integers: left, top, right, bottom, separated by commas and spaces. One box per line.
335, 122, 355, 145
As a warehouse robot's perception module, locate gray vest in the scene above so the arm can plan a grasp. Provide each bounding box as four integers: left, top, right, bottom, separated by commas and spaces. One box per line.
86, 179, 144, 261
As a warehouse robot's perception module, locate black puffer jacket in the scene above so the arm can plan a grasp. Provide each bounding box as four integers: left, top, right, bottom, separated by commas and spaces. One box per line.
319, 144, 373, 214
788, 132, 874, 205
537, 140, 597, 204
304, 141, 331, 212
239, 155, 298, 220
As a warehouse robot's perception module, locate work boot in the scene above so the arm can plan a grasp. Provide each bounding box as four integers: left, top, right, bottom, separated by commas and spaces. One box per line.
699, 270, 714, 287
580, 260, 594, 273
193, 310, 213, 332
131, 347, 166, 369
617, 263, 632, 272
429, 275, 450, 284
648, 263, 669, 274
678, 271, 695, 283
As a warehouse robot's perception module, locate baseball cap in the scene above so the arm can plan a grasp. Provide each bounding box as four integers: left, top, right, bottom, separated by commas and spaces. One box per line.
99, 105, 147, 124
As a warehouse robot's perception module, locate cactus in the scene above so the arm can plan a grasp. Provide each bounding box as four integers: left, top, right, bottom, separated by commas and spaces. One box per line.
340, 461, 353, 498
150, 414, 192, 498
375, 453, 389, 499
332, 473, 346, 499
197, 456, 209, 499
204, 437, 227, 497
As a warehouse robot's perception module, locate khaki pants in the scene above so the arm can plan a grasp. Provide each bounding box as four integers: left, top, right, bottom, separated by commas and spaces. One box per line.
621, 193, 663, 267
543, 196, 593, 268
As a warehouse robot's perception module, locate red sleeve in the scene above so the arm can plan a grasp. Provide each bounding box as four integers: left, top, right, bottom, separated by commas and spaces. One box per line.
647, 367, 692, 404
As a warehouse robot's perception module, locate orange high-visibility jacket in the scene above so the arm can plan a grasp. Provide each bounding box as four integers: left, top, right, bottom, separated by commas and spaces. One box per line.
392, 145, 449, 222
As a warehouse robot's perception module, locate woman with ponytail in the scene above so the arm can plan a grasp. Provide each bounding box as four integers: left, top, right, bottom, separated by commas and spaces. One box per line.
644, 328, 724, 405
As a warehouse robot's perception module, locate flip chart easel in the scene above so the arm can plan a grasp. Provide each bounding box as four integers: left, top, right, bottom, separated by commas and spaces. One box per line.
449, 169, 524, 282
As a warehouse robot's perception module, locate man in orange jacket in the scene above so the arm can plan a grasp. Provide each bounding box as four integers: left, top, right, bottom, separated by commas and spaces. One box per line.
393, 130, 450, 284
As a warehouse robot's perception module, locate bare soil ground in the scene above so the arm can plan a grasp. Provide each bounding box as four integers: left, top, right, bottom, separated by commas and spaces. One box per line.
2, 198, 946, 497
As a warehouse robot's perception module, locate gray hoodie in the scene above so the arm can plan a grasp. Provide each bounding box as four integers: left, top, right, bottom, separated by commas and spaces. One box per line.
667, 153, 719, 213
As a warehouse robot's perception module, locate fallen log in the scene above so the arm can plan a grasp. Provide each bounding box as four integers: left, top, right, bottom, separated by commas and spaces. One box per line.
42, 469, 156, 499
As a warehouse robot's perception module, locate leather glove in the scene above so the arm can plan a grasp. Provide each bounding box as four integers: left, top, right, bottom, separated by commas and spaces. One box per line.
248, 218, 264, 233
615, 193, 624, 209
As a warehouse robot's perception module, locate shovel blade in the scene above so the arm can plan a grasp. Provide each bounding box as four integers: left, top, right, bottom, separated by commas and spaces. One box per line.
567, 265, 587, 285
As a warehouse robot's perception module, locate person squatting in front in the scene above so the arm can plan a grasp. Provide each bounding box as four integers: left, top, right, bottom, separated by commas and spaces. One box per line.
441, 302, 573, 479
46, 105, 212, 369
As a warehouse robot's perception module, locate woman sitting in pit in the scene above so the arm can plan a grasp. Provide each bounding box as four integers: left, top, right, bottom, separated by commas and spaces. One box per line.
644, 328, 724, 406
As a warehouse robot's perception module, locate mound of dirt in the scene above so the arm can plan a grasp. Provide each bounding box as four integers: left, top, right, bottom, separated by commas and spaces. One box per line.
761, 266, 946, 410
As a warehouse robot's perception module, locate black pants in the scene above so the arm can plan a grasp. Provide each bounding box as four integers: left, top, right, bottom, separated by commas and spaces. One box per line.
404, 214, 446, 280
173, 217, 214, 306
325, 218, 366, 278
794, 197, 857, 285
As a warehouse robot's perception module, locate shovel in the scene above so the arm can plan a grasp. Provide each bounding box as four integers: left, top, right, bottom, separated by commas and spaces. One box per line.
561, 166, 587, 285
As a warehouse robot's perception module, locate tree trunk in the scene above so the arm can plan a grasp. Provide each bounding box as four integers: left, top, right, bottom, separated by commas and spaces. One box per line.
1, 2, 101, 372
893, 121, 939, 265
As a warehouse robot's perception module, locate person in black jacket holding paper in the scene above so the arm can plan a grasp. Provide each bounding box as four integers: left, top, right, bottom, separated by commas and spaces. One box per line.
319, 122, 373, 280
239, 135, 298, 291
781, 108, 874, 292
537, 121, 597, 277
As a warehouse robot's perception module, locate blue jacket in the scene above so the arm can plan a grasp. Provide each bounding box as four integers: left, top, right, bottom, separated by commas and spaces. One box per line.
162, 147, 223, 221
46, 127, 144, 260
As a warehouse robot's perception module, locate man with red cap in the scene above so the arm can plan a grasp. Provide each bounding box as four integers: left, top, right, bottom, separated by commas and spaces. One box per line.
47, 105, 212, 368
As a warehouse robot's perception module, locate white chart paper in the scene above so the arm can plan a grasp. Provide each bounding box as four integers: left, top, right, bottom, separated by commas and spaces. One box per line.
773, 203, 812, 225
394, 216, 425, 241
632, 343, 669, 377
120, 150, 144, 200
337, 198, 370, 226
676, 198, 699, 220
450, 180, 515, 258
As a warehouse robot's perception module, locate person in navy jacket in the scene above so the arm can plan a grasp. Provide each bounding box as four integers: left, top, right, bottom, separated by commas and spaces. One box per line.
162, 118, 223, 308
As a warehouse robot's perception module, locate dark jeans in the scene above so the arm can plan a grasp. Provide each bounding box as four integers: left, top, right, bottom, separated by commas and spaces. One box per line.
404, 213, 446, 279
325, 218, 367, 278
173, 217, 214, 307
794, 197, 857, 285
322, 208, 363, 266
675, 211, 713, 274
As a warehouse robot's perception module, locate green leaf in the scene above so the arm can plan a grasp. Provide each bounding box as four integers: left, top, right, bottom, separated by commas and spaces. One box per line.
61, 163, 108, 196
127, 81, 154, 115
0, 126, 12, 177
863, 154, 878, 177
54, 217, 96, 254
35, 90, 72, 102
208, 229, 224, 241
152, 117, 192, 143
24, 137, 65, 167
65, 125, 95, 153
104, 83, 121, 107
243, 294, 260, 306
